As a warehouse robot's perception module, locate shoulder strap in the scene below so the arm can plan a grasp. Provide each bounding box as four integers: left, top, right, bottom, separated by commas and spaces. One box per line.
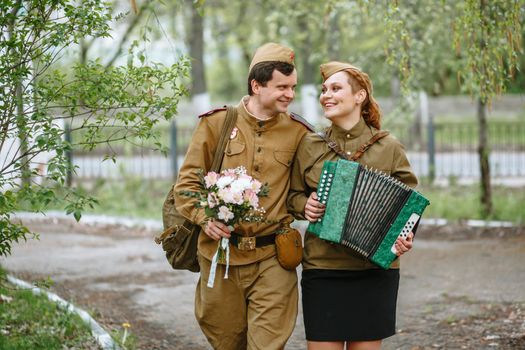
316, 131, 349, 160
210, 106, 237, 172
198, 107, 227, 118
318, 130, 390, 161
290, 112, 315, 132
349, 131, 389, 161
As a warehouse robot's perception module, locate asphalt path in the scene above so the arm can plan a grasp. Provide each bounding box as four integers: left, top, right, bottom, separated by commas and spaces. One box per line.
2, 219, 524, 349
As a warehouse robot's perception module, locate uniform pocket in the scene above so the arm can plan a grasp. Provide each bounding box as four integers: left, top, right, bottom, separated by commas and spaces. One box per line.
273, 150, 294, 167
225, 141, 245, 156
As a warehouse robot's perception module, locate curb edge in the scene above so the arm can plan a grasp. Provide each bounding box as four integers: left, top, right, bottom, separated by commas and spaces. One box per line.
6, 274, 121, 350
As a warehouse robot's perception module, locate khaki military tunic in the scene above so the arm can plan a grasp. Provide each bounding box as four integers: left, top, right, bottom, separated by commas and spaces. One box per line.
174, 97, 309, 264
288, 117, 418, 271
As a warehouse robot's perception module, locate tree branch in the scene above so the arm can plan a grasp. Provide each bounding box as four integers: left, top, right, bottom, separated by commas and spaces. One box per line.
104, 0, 152, 69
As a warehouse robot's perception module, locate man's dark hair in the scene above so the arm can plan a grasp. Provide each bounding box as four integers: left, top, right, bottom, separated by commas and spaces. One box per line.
247, 61, 295, 95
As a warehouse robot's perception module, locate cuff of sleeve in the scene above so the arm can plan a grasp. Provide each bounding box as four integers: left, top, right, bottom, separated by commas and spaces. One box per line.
293, 196, 308, 221
193, 208, 208, 227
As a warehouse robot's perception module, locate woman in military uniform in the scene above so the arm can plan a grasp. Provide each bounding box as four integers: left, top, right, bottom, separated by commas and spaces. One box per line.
288, 61, 417, 350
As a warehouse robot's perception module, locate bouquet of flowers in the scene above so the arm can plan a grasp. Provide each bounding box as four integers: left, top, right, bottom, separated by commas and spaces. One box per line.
181, 166, 269, 287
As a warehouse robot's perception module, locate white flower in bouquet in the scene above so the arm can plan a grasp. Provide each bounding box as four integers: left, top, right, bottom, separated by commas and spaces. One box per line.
216, 175, 235, 189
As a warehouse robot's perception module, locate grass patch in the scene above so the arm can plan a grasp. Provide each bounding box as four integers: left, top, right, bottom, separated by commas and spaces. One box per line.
27, 177, 172, 221
79, 178, 171, 220
0, 268, 100, 350
418, 183, 525, 224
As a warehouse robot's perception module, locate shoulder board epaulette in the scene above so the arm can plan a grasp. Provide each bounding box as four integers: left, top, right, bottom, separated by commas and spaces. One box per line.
198, 107, 227, 118
289, 112, 315, 132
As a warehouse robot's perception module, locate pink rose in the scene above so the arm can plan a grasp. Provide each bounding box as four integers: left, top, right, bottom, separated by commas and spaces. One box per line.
232, 191, 244, 205
217, 206, 234, 222
244, 190, 259, 208
218, 188, 235, 204
204, 172, 218, 188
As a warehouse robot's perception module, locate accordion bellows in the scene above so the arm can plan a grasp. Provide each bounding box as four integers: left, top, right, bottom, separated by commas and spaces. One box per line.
307, 159, 430, 269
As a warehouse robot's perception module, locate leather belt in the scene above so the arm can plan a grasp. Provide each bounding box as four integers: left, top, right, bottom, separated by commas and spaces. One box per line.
229, 232, 276, 251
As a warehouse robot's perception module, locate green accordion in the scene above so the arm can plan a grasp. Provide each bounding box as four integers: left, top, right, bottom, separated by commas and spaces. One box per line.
307, 159, 430, 269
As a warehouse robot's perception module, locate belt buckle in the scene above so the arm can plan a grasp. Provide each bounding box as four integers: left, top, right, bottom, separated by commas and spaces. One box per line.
238, 236, 256, 251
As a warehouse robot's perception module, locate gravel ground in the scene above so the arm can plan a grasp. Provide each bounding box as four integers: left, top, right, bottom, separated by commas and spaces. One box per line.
1, 218, 524, 350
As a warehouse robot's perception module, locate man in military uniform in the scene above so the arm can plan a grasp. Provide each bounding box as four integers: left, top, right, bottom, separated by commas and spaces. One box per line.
173, 43, 312, 349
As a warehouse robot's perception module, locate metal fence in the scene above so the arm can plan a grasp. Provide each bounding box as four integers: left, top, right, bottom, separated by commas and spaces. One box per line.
388, 121, 525, 181
70, 120, 525, 182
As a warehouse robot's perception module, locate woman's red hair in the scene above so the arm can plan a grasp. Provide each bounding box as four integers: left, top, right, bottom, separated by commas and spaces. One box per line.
344, 69, 382, 130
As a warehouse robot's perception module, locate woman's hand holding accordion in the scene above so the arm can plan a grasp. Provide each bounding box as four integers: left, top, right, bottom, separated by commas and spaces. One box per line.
304, 192, 326, 223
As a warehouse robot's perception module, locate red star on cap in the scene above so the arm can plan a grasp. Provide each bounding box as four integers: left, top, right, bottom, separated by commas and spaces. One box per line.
290, 52, 295, 61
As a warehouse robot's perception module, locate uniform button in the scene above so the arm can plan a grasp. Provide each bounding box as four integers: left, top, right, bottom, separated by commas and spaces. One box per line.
257, 132, 262, 137
346, 134, 350, 139
257, 147, 262, 153
254, 165, 259, 171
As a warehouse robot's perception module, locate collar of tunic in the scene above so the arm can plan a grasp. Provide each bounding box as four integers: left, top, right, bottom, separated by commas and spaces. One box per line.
237, 96, 283, 130
327, 116, 368, 140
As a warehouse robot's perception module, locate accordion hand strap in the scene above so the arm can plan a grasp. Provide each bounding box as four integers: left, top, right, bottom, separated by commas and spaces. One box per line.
318, 130, 390, 161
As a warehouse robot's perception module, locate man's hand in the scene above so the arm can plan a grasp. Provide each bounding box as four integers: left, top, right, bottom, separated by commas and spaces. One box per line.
394, 231, 414, 256
305, 192, 326, 223
203, 220, 231, 241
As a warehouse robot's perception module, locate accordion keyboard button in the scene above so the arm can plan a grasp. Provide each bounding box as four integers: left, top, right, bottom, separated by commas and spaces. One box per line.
391, 213, 420, 254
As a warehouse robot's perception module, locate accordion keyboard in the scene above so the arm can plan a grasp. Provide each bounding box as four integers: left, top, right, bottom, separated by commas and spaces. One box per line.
316, 169, 333, 222
390, 212, 420, 254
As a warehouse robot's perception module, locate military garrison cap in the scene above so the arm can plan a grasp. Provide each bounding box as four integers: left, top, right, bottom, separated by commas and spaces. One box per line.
320, 61, 374, 94
248, 42, 295, 72
319, 61, 361, 81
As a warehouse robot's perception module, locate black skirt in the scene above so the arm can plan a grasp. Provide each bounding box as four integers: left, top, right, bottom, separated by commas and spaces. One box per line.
301, 268, 400, 342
